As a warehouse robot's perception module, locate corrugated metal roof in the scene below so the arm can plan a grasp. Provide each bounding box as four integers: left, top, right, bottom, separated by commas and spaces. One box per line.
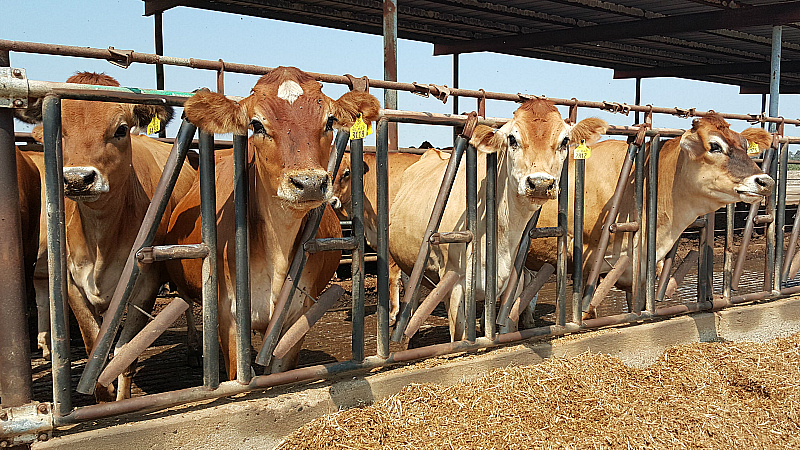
144, 0, 800, 93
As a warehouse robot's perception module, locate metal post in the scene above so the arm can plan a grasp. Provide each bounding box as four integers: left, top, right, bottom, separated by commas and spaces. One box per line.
375, 119, 390, 358
484, 115, 497, 338
556, 158, 568, 326
632, 138, 645, 313
724, 204, 734, 298
77, 119, 196, 395
573, 157, 585, 325
453, 53, 459, 144
42, 95, 71, 416
199, 131, 219, 388
350, 137, 366, 361
776, 142, 788, 290
383, 0, 398, 150
233, 134, 251, 383
768, 26, 782, 134
698, 213, 714, 302
465, 135, 478, 341
154, 11, 166, 139
634, 78, 641, 125
0, 50, 32, 408
645, 136, 660, 313
765, 143, 778, 291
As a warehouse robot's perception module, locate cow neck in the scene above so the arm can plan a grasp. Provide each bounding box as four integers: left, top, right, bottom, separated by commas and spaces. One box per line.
72, 168, 147, 246
652, 139, 715, 261
495, 149, 541, 268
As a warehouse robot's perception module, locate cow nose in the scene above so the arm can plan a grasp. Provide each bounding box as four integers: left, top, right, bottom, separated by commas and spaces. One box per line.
526, 174, 557, 198
63, 167, 99, 190
287, 171, 331, 202
754, 174, 774, 193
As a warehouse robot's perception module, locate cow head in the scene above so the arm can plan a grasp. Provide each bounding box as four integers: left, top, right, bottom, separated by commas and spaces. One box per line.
678, 114, 774, 204
183, 67, 380, 211
470, 99, 606, 204
28, 72, 173, 204
329, 153, 370, 218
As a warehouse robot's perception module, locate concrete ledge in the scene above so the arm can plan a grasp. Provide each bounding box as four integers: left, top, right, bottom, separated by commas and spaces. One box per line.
33, 296, 800, 450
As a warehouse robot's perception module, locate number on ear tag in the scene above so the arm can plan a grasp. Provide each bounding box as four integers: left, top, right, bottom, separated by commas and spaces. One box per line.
747, 141, 761, 155
349, 114, 372, 141
574, 140, 591, 160
147, 117, 162, 135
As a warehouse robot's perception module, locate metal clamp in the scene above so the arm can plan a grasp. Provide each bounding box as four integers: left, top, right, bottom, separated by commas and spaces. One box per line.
517, 93, 547, 103
672, 106, 696, 119
429, 84, 451, 104
411, 82, 430, 98
602, 101, 631, 115
0, 403, 53, 447
567, 97, 579, 124
107, 47, 134, 69
0, 67, 28, 109
460, 111, 479, 140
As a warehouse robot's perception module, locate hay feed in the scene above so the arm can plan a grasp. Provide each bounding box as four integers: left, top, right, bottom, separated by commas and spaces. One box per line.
279, 333, 800, 449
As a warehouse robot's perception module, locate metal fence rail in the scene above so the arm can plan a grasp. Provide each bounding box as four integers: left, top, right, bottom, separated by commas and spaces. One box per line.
1, 60, 799, 445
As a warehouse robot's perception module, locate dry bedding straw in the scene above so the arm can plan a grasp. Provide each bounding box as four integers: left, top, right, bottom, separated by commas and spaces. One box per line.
279, 332, 800, 449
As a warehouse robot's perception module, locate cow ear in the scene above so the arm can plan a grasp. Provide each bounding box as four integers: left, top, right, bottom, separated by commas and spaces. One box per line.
14, 98, 44, 124
132, 104, 174, 133
679, 128, 706, 159
470, 125, 502, 154
183, 90, 250, 134
332, 91, 381, 129
740, 127, 772, 151
571, 117, 607, 145
31, 125, 44, 144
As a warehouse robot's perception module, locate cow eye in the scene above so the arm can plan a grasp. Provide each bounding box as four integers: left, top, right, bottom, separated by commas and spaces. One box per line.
250, 119, 267, 135
508, 134, 518, 148
342, 168, 350, 179
709, 142, 723, 153
561, 136, 570, 148
325, 116, 338, 132
113, 124, 128, 139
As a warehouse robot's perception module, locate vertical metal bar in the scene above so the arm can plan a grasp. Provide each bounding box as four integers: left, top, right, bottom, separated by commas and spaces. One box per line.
768, 26, 782, 134
634, 78, 641, 125
645, 136, 659, 314
233, 134, 251, 383
0, 50, 32, 408
375, 120, 390, 358
453, 53, 459, 145
350, 137, 366, 361
698, 216, 709, 302
765, 145, 778, 291
199, 131, 219, 389
573, 157, 585, 325
465, 136, 478, 341
632, 138, 645, 313
42, 95, 71, 416
383, 0, 398, 150
154, 12, 166, 139
556, 160, 568, 326
485, 147, 497, 337
775, 142, 788, 290
761, 94, 767, 128
392, 136, 469, 342
724, 203, 734, 298
77, 119, 196, 395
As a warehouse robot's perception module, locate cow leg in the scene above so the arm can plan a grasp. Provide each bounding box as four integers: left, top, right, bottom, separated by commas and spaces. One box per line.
446, 282, 466, 342
184, 304, 202, 368
33, 266, 51, 360
218, 308, 237, 382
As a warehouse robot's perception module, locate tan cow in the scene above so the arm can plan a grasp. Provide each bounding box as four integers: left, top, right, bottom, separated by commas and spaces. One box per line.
330, 151, 421, 325
26, 72, 197, 401
390, 99, 607, 340
526, 114, 774, 316
167, 67, 380, 379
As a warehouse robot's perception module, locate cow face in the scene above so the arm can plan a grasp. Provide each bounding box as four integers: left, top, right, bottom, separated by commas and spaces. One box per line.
329, 153, 370, 218
471, 99, 606, 204
183, 67, 380, 211
30, 72, 173, 204
679, 114, 774, 204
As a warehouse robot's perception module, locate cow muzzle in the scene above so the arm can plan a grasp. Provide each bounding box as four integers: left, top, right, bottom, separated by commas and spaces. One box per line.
329, 196, 342, 210
63, 167, 109, 202
735, 173, 774, 203
279, 169, 332, 206
523, 173, 558, 200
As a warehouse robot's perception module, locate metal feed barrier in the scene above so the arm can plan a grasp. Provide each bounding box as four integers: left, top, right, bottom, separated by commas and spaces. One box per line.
1, 41, 799, 445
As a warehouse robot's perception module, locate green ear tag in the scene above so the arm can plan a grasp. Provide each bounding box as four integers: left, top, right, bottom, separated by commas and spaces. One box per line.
146, 117, 162, 135
349, 114, 372, 140
747, 141, 760, 155
574, 139, 591, 160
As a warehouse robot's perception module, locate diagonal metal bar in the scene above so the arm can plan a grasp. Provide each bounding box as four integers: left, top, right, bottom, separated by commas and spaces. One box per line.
76, 119, 196, 395
495, 209, 540, 327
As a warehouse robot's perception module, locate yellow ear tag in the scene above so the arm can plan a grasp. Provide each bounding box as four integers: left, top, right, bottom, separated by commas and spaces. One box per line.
747, 141, 761, 155
146, 116, 162, 135
574, 139, 591, 160
349, 114, 372, 141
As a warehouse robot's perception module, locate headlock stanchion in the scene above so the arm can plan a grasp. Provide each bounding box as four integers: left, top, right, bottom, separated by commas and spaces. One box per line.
200, 131, 221, 388
376, 119, 391, 357
233, 133, 252, 383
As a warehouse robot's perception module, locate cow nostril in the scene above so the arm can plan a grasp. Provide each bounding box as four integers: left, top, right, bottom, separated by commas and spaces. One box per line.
755, 176, 769, 188
527, 177, 536, 191
83, 171, 96, 185
320, 177, 328, 194
290, 177, 305, 191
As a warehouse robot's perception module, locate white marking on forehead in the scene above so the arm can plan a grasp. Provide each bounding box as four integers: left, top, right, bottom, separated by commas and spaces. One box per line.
277, 80, 304, 104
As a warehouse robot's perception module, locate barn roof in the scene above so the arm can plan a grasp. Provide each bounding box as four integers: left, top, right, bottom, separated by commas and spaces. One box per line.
143, 0, 800, 94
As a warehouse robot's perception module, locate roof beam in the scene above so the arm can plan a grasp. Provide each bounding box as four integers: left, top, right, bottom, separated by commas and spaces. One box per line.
615, 61, 800, 79
434, 1, 800, 55
144, 0, 187, 16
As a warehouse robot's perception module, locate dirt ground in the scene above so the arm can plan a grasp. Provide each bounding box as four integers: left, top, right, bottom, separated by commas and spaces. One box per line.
279, 331, 800, 449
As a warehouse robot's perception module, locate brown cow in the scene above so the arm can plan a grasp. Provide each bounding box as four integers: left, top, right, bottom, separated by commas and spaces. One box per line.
526, 114, 774, 316
390, 99, 607, 340
15, 149, 41, 353
26, 72, 197, 400
330, 151, 421, 325
167, 67, 380, 378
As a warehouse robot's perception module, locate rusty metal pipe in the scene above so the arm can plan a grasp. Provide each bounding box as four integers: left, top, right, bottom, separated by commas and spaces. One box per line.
585, 255, 630, 318
272, 286, 346, 360
509, 264, 555, 323
656, 239, 680, 302
496, 209, 541, 327
304, 237, 358, 253
402, 271, 461, 344
529, 226, 564, 239
136, 244, 209, 263
609, 222, 640, 233
429, 231, 473, 245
